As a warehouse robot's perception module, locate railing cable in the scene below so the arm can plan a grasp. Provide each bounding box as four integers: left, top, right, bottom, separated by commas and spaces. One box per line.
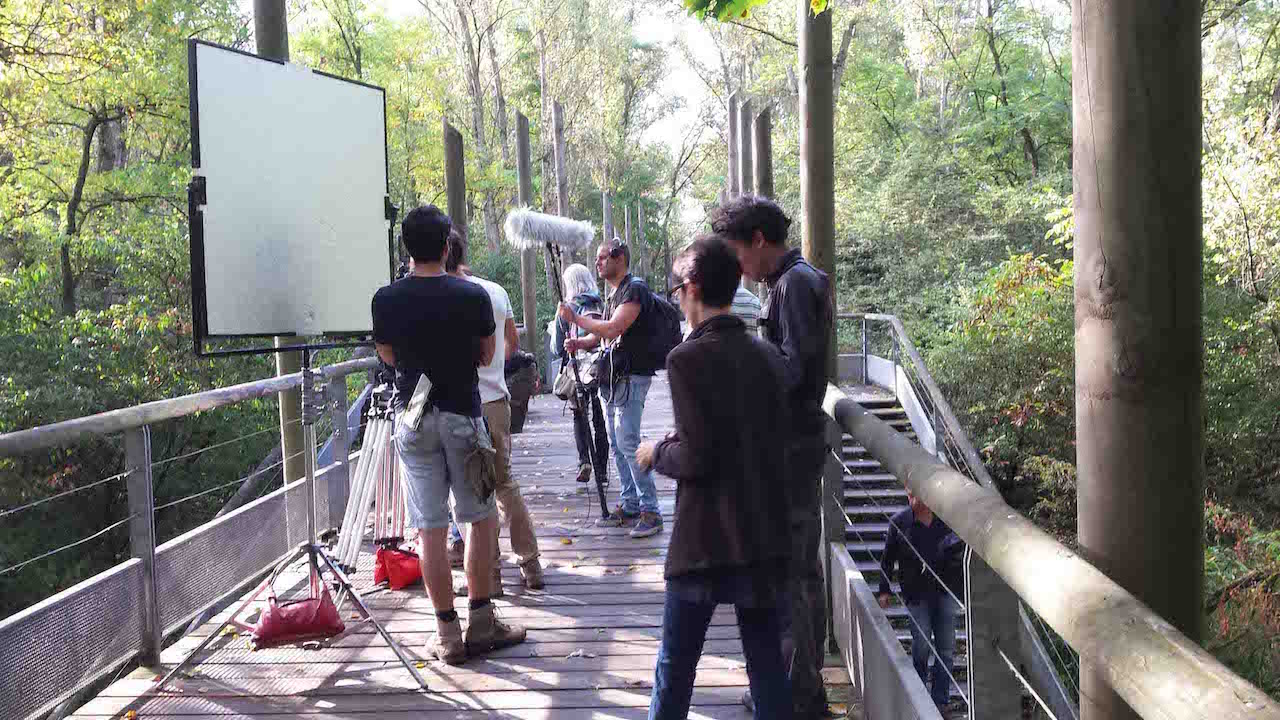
0, 470, 130, 521
150, 418, 301, 468
997, 645, 1061, 720
154, 449, 306, 512
0, 514, 136, 577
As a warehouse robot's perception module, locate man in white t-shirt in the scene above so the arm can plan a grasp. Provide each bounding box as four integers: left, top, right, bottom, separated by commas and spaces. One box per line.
446, 233, 544, 592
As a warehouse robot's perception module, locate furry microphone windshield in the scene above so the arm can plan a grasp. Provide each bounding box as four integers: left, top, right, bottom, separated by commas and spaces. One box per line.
503, 207, 596, 252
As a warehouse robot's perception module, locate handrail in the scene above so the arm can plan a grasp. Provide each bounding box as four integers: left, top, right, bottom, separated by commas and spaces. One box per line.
839, 313, 995, 490
0, 357, 378, 457
824, 384, 1280, 720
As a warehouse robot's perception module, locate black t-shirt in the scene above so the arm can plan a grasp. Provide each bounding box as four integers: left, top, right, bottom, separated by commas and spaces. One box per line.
606, 275, 656, 377
371, 274, 495, 417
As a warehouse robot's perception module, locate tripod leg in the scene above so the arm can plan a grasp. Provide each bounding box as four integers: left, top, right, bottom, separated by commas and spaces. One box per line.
317, 546, 430, 691
579, 388, 610, 518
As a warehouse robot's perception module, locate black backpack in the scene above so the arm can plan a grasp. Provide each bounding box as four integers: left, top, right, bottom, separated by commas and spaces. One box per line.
625, 278, 683, 371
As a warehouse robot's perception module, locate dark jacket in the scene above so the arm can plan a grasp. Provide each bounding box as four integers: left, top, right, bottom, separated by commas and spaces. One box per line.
763, 249, 833, 440
653, 315, 791, 580
878, 508, 965, 606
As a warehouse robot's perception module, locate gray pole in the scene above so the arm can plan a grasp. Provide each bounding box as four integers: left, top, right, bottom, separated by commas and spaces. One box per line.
799, 1, 837, 377
550, 100, 570, 282
624, 203, 632, 245
738, 98, 754, 196
516, 112, 541, 357
602, 190, 614, 242
443, 120, 467, 249
637, 202, 648, 283
752, 105, 775, 300
1073, 1, 1204, 718
255, 0, 303, 485
727, 92, 740, 197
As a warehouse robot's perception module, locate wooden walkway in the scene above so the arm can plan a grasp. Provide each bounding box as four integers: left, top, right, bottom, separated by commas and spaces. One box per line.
74, 374, 853, 718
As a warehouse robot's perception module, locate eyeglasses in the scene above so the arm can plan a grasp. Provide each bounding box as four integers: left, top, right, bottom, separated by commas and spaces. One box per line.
667, 282, 687, 300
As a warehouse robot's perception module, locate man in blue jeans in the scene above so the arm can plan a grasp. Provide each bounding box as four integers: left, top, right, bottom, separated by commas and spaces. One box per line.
636, 236, 792, 719
877, 489, 965, 710
559, 239, 662, 538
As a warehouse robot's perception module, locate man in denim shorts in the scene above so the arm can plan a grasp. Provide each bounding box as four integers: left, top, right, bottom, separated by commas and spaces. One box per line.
372, 205, 526, 665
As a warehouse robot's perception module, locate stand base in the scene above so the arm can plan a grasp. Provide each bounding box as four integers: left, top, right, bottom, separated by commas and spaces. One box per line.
153, 542, 429, 693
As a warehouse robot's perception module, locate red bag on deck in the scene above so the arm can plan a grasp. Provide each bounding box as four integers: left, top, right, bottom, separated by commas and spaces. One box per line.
251, 580, 345, 649
374, 546, 423, 590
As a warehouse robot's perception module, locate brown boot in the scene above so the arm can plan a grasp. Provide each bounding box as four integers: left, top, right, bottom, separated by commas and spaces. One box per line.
519, 558, 545, 590
464, 603, 526, 654
427, 616, 465, 665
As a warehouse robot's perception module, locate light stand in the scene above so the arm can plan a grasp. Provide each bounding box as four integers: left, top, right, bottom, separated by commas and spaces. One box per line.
153, 351, 428, 693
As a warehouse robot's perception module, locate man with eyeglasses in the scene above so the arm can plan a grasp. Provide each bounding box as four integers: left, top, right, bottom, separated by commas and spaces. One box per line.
558, 239, 663, 539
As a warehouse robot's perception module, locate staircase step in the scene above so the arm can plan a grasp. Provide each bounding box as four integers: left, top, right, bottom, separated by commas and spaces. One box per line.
846, 522, 890, 537
843, 459, 883, 471
842, 473, 898, 485
843, 504, 908, 517
844, 487, 907, 501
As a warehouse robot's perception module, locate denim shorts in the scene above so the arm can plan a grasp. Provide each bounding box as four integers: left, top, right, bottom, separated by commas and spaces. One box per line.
394, 408, 497, 530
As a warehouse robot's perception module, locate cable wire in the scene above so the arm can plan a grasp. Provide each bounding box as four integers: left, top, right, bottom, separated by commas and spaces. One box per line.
153, 449, 305, 512
998, 645, 1061, 720
150, 419, 301, 468
0, 470, 130, 521
1029, 604, 1082, 699
0, 514, 136, 576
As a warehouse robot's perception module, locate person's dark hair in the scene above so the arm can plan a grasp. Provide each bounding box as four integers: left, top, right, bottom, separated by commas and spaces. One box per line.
672, 234, 742, 309
401, 205, 452, 262
708, 194, 791, 247
603, 238, 630, 267
445, 230, 466, 273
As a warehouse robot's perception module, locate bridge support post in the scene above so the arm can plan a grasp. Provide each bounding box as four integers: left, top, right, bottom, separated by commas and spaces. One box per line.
1072, 1, 1204, 719
443, 120, 467, 247
125, 425, 162, 666
516, 112, 542, 360
727, 92, 739, 198
965, 553, 1026, 719
326, 373, 350, 531
751, 105, 773, 303
798, 0, 837, 378
821, 418, 846, 656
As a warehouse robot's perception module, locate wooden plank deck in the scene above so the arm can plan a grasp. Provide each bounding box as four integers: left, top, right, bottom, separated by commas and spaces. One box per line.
74, 374, 856, 719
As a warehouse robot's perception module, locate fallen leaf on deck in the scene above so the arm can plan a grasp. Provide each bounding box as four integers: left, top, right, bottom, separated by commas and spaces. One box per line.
416, 662, 426, 669
566, 649, 598, 659
626, 680, 648, 688
560, 538, 573, 545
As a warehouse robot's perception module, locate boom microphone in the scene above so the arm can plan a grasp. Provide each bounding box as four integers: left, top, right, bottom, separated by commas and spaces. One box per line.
503, 207, 595, 252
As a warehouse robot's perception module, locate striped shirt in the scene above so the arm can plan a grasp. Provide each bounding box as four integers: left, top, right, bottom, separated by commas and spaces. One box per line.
730, 284, 762, 327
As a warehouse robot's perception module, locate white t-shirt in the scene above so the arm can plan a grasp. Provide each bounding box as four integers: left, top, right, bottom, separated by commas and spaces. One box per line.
467, 275, 514, 403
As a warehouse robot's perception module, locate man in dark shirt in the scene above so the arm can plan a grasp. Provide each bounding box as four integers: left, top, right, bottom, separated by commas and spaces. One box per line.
558, 239, 662, 538
878, 490, 965, 710
712, 195, 834, 719
371, 205, 524, 665
636, 236, 792, 720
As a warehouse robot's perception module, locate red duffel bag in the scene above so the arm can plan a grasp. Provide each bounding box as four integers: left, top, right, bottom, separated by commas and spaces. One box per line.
374, 546, 423, 590
251, 575, 345, 649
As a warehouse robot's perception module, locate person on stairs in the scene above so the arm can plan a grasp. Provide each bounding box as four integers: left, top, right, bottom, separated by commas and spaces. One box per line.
371, 205, 525, 665
638, 236, 793, 720
445, 232, 545, 596
714, 195, 835, 720
878, 489, 965, 713
552, 263, 610, 489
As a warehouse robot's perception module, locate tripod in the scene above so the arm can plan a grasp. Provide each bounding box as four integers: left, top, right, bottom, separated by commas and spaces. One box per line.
155, 352, 428, 692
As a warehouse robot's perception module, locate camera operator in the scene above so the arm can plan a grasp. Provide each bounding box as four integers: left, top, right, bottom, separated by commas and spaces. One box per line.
552, 263, 609, 488
445, 233, 545, 594
712, 195, 834, 719
558, 239, 662, 539
637, 235, 793, 720
371, 205, 525, 665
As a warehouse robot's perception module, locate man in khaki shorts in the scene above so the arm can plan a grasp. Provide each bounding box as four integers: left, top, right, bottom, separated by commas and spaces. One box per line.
445, 232, 545, 594
372, 205, 525, 665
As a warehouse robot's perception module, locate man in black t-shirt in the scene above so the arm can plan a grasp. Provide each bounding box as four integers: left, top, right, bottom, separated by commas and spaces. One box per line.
558, 239, 663, 539
371, 205, 525, 665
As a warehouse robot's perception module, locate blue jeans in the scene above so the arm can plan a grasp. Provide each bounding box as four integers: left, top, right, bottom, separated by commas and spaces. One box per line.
907, 595, 959, 707
601, 374, 659, 514
649, 572, 792, 720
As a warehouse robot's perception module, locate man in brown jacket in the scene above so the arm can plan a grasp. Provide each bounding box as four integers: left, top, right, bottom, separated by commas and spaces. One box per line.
636, 235, 792, 720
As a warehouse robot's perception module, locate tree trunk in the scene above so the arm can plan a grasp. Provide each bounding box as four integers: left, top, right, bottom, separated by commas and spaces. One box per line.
727, 92, 739, 197
516, 113, 540, 356
1072, 1, 1204, 719
488, 27, 510, 166
832, 20, 855, 105
602, 191, 614, 243
738, 99, 754, 195
538, 32, 552, 212
60, 117, 101, 316
444, 119, 468, 247
1267, 74, 1280, 136
799, 0, 836, 376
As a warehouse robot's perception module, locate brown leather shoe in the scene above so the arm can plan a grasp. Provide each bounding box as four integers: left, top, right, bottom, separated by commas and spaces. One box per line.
464, 603, 526, 654
428, 616, 465, 665
519, 558, 545, 590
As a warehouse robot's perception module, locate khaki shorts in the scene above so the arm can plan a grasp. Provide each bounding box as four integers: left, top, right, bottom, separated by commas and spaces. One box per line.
394, 408, 497, 530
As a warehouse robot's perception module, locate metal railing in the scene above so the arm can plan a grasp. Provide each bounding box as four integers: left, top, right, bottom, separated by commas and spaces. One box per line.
824, 385, 1280, 720
839, 313, 1079, 719
0, 357, 377, 720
